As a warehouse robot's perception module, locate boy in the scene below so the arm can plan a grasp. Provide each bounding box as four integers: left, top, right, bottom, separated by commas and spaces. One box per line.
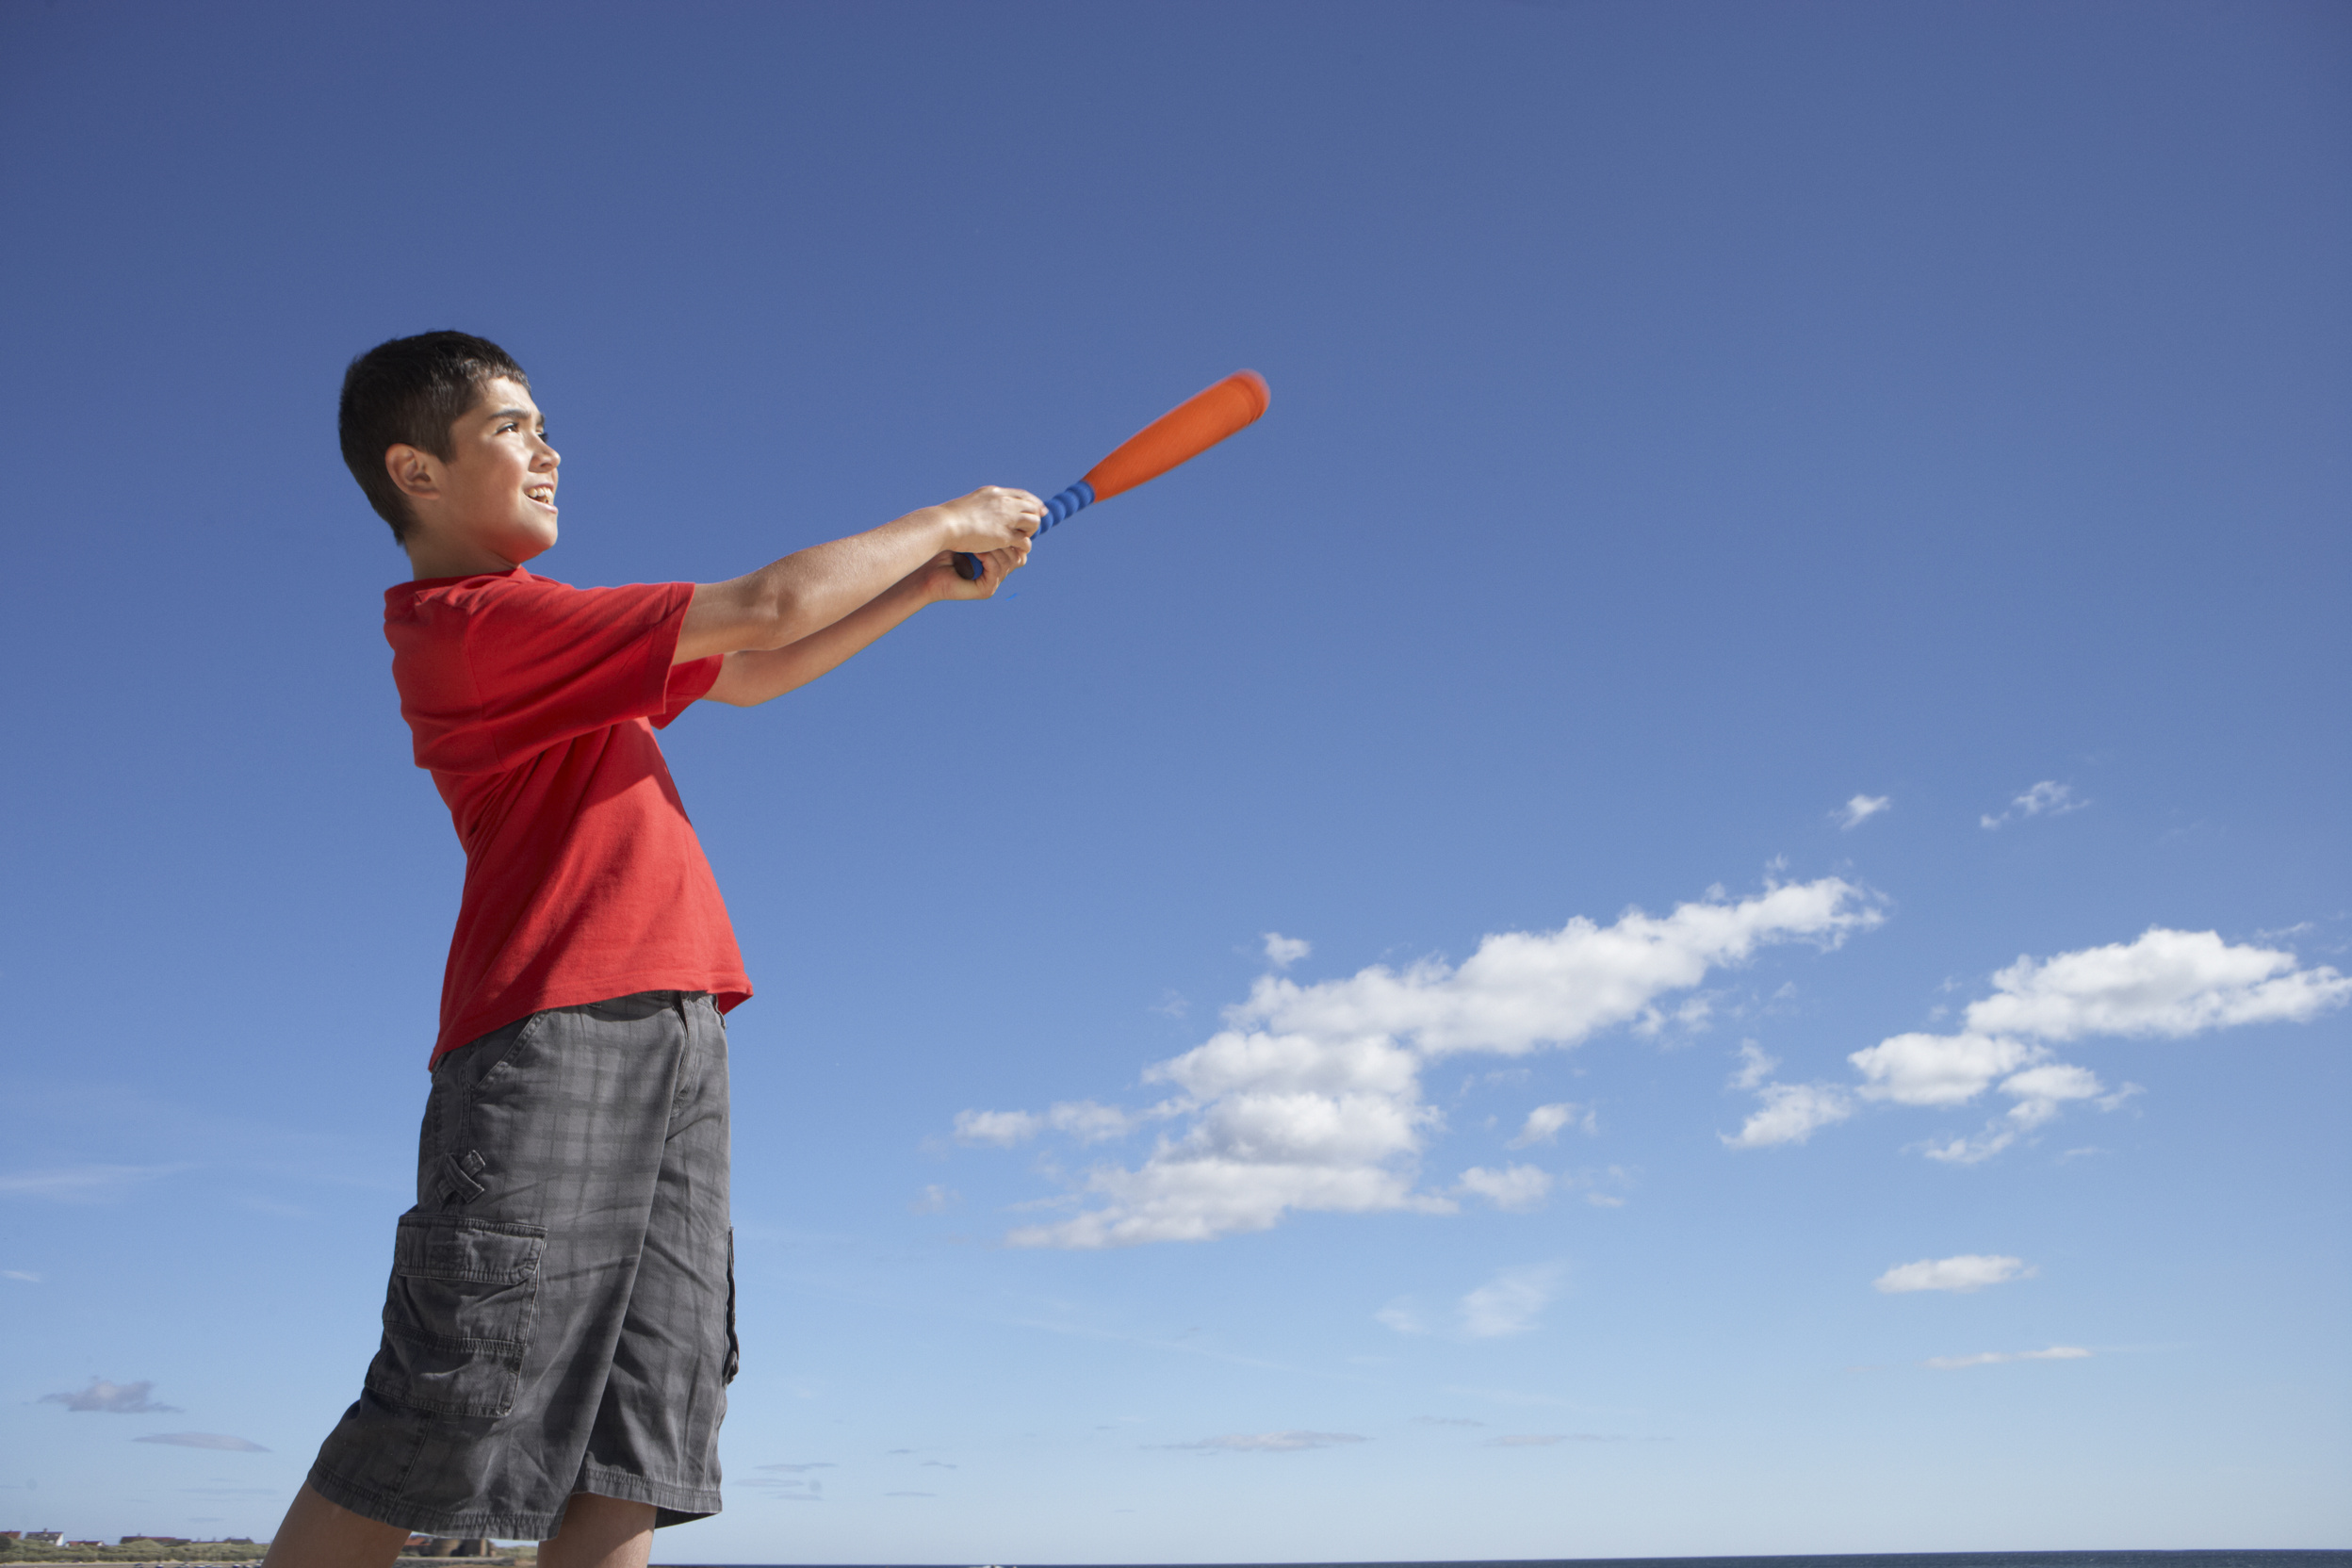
263, 332, 1037, 1568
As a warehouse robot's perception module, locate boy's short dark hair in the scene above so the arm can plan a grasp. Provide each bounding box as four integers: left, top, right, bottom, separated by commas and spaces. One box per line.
339, 331, 530, 542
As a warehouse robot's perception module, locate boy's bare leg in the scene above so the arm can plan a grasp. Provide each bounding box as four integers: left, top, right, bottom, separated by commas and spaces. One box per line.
539, 1494, 654, 1568
258, 1484, 409, 1568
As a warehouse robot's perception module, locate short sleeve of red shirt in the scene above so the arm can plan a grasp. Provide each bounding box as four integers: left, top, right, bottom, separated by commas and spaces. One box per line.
384, 568, 752, 1064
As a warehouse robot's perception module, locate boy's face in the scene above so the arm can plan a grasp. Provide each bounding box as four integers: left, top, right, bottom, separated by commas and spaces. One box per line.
402, 377, 561, 567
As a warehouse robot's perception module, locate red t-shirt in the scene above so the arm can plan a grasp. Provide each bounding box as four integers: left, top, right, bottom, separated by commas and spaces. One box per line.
384, 566, 752, 1065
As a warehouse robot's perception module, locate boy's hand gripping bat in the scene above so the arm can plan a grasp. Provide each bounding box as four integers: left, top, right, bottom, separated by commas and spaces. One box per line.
955, 370, 1270, 581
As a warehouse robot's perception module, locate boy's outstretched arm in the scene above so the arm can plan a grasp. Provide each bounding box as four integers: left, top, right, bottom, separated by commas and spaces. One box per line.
674, 486, 1039, 666
698, 542, 1026, 706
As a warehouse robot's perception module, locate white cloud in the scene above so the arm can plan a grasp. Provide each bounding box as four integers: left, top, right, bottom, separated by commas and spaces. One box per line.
2000, 1062, 2106, 1128
1262, 932, 1313, 969
1729, 1041, 1776, 1091
1923, 1346, 2091, 1370
1838, 794, 1891, 830
1374, 1300, 1427, 1335
1850, 929, 2348, 1159
1981, 779, 2087, 829
1506, 1102, 1590, 1147
4, 1270, 41, 1283
1850, 1032, 2039, 1106
952, 1108, 1039, 1146
1962, 928, 2351, 1041
1722, 1082, 1854, 1149
133, 1433, 269, 1452
1160, 1430, 1367, 1452
953, 1100, 1138, 1148
989, 879, 1877, 1246
41, 1379, 179, 1413
1873, 1254, 2034, 1294
1230, 878, 1877, 1059
1455, 1164, 1554, 1212
1459, 1264, 1564, 1338
1918, 1128, 2018, 1165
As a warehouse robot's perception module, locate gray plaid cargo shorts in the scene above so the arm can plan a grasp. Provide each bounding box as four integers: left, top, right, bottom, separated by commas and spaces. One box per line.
307, 991, 735, 1540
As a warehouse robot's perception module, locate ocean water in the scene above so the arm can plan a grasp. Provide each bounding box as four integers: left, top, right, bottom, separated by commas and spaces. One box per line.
676, 1552, 2351, 1568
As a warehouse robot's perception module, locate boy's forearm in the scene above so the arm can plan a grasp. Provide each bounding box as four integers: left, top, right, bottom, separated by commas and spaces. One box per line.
698, 569, 938, 706
678, 510, 947, 664
677, 487, 1039, 664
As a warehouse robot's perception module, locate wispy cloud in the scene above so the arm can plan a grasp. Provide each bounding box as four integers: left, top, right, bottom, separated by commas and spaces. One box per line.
907, 1184, 959, 1215
134, 1433, 268, 1452
971, 879, 1878, 1247
1923, 1346, 2091, 1370
1484, 1432, 1623, 1446
42, 1379, 180, 1413
1838, 794, 1891, 831
4, 1269, 42, 1283
1454, 1164, 1554, 1212
1852, 928, 2347, 1160
952, 1101, 1148, 1147
1874, 1254, 2034, 1294
1722, 1081, 1854, 1149
1380, 1264, 1566, 1340
1461, 1264, 1564, 1338
1156, 1430, 1367, 1452
1, 1165, 189, 1202
1442, 1384, 1572, 1409
1981, 780, 2087, 830
1507, 1102, 1592, 1147
1262, 932, 1313, 969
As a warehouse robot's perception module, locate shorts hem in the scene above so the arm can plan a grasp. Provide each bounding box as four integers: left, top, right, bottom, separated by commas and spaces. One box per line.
304, 1461, 564, 1542
575, 1463, 722, 1529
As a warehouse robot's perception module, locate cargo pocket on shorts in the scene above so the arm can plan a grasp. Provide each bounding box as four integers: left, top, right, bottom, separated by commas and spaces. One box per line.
724, 1228, 740, 1385
364, 1215, 547, 1418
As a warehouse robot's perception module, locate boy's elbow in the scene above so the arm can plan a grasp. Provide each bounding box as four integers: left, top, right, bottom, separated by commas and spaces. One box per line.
740, 580, 798, 651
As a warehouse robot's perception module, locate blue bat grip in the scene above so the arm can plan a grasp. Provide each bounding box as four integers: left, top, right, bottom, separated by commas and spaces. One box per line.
954, 481, 1096, 581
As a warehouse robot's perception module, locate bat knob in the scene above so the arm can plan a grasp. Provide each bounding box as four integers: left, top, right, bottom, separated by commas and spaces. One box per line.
954, 551, 985, 581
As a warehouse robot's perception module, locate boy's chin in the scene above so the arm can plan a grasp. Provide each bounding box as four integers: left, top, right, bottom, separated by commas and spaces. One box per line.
506, 517, 559, 560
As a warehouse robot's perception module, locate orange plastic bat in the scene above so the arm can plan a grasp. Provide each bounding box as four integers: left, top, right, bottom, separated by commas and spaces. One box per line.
955, 370, 1270, 580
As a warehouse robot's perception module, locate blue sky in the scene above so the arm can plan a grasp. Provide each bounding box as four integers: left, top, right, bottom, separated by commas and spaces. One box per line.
2, 1, 2346, 1560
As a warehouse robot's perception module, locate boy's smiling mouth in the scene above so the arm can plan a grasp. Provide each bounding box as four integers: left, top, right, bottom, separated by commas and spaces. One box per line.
526, 484, 557, 508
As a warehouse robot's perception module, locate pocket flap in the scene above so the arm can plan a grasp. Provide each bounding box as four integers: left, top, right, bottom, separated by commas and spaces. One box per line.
392, 1216, 546, 1284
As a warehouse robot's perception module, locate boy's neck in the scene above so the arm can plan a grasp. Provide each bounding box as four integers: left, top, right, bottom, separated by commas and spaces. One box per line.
404, 534, 537, 580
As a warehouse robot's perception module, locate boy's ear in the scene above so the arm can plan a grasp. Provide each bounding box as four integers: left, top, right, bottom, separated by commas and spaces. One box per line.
385, 444, 443, 501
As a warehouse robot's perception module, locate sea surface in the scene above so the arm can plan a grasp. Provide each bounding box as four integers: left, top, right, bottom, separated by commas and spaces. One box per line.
669, 1552, 2350, 1568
